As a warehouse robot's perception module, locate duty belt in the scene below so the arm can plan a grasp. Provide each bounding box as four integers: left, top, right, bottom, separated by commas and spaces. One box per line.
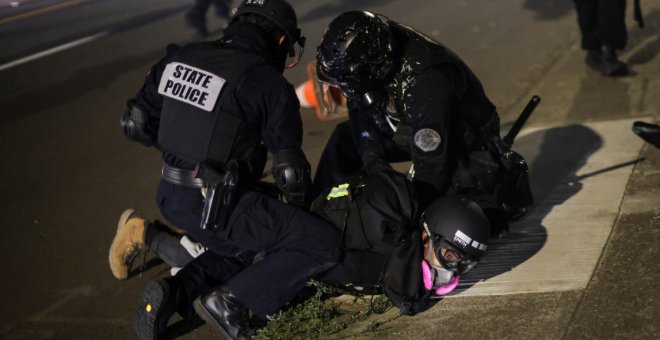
161, 163, 206, 189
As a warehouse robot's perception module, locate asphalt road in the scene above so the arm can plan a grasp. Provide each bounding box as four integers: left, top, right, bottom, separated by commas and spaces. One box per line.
0, 0, 658, 339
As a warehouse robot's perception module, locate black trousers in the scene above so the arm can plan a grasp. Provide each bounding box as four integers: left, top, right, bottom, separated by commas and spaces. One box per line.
574, 0, 627, 50
171, 190, 340, 318
156, 179, 217, 247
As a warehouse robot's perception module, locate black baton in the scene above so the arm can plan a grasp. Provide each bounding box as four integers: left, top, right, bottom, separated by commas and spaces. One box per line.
502, 95, 541, 148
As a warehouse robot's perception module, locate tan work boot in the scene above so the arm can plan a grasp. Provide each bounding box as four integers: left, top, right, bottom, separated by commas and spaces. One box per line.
109, 209, 147, 280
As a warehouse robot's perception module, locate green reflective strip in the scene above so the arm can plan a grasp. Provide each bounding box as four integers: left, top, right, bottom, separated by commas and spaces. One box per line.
326, 183, 349, 200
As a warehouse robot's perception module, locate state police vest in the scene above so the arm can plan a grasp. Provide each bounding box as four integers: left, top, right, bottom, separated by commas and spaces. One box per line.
157, 42, 264, 165
388, 23, 497, 131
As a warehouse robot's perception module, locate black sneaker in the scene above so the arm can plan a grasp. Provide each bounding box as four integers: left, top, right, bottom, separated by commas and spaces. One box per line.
134, 279, 179, 340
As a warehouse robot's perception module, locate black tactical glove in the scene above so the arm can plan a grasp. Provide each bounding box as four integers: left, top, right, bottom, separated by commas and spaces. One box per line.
271, 149, 312, 207
120, 102, 156, 147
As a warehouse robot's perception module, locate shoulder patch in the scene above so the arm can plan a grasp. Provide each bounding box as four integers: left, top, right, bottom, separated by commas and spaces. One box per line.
158, 62, 225, 112
414, 128, 442, 152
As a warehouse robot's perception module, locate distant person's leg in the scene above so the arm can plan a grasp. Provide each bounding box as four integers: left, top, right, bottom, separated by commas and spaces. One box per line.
186, 0, 212, 37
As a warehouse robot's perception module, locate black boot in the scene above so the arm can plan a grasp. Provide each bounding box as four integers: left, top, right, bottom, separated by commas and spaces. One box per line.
601, 46, 629, 76
632, 121, 660, 148
193, 286, 252, 340
585, 46, 629, 77
134, 278, 180, 340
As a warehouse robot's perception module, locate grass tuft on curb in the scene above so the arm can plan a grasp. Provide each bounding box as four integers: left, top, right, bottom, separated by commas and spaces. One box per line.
254, 280, 398, 339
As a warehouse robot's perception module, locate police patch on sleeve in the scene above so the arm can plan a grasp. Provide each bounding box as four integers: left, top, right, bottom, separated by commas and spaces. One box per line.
158, 62, 225, 112
414, 128, 442, 152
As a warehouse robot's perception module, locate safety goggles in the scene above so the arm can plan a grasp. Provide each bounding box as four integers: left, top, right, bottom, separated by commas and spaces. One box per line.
434, 239, 478, 274
423, 224, 479, 275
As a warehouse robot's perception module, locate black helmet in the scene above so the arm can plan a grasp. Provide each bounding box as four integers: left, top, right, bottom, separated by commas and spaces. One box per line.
233, 0, 306, 67
422, 195, 490, 271
316, 11, 394, 97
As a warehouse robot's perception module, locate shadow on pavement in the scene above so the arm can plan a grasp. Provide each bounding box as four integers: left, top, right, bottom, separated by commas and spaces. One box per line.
567, 71, 632, 121
0, 48, 164, 125
447, 124, 603, 294
626, 9, 660, 66
522, 0, 574, 21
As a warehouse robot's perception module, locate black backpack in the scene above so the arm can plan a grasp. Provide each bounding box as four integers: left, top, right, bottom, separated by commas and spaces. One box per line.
311, 170, 430, 315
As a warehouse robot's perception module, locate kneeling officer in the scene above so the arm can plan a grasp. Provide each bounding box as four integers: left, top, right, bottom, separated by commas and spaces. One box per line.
110, 0, 317, 280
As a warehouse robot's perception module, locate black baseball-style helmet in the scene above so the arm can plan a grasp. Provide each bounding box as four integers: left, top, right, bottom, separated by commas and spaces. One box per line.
233, 0, 306, 67
316, 11, 394, 97
422, 195, 490, 273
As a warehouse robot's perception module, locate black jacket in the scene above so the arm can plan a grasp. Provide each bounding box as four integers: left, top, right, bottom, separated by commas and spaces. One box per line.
348, 22, 501, 209
128, 21, 304, 182
312, 170, 430, 315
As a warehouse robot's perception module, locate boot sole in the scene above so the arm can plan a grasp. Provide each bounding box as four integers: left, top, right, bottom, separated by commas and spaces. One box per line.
193, 298, 235, 340
134, 279, 171, 340
108, 209, 138, 279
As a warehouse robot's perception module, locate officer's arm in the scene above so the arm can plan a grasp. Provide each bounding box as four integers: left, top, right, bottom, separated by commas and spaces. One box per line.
120, 44, 179, 147
237, 66, 312, 206
346, 98, 390, 174
405, 67, 455, 207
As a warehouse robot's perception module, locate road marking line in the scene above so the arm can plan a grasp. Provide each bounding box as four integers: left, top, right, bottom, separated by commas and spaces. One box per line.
0, 0, 87, 25
0, 31, 108, 71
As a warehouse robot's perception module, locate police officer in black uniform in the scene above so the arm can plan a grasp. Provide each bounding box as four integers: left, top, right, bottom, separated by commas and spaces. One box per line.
313, 11, 528, 236
113, 1, 340, 338
133, 170, 492, 338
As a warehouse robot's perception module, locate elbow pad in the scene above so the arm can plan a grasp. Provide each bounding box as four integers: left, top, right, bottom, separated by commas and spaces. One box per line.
120, 103, 156, 147
271, 149, 311, 207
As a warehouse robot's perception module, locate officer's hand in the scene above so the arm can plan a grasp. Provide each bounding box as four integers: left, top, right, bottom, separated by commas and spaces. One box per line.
120, 103, 155, 147
272, 149, 312, 208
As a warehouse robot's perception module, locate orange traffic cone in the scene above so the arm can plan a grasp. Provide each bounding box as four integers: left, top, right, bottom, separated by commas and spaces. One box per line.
296, 79, 318, 109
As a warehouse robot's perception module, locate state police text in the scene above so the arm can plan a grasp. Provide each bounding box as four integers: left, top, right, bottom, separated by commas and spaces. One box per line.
162, 65, 214, 106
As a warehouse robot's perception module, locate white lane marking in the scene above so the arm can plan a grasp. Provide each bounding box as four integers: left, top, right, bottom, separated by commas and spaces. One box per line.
0, 0, 33, 7
0, 31, 108, 71
0, 0, 88, 24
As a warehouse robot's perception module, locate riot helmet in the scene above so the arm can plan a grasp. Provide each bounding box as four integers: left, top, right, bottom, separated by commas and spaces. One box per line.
421, 195, 490, 273
232, 0, 306, 68
316, 11, 394, 98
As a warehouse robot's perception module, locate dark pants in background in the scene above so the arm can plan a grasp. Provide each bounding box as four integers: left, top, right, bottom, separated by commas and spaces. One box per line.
574, 0, 627, 50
